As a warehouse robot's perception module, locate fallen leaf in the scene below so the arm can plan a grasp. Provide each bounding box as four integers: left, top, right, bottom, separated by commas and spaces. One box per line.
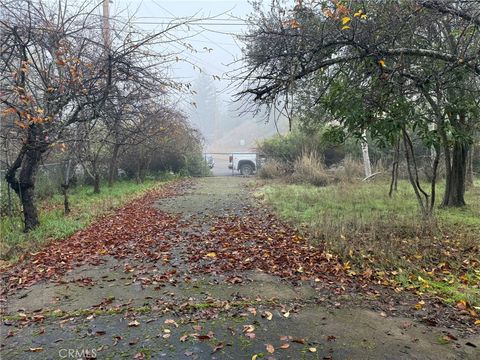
292, 338, 305, 344
280, 343, 290, 349
212, 342, 224, 353
164, 319, 178, 327
128, 320, 140, 327
28, 347, 43, 352
456, 300, 467, 311
32, 315, 44, 322
263, 311, 273, 320
227, 276, 243, 284
266, 344, 275, 353
113, 335, 122, 345
243, 325, 255, 333
308, 347, 317, 352
196, 333, 213, 340
414, 301, 425, 310
445, 333, 458, 341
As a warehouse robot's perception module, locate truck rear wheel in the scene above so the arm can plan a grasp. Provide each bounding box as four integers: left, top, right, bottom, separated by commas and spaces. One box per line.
240, 163, 254, 176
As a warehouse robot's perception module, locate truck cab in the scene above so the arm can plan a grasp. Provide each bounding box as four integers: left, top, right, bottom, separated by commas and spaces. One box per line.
228, 153, 264, 176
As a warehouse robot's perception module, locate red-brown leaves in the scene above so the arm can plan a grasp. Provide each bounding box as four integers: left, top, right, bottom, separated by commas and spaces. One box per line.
3, 181, 187, 293
186, 212, 344, 280
3, 180, 345, 297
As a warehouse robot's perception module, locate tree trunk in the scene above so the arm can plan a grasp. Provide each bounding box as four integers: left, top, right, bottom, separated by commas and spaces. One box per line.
361, 130, 372, 178
389, 140, 400, 197
108, 143, 120, 187
442, 140, 468, 207
466, 144, 474, 187
61, 184, 71, 215
5, 145, 43, 231
62, 159, 73, 215
402, 128, 431, 216
20, 185, 39, 231
93, 172, 101, 194
429, 144, 441, 211
388, 161, 399, 197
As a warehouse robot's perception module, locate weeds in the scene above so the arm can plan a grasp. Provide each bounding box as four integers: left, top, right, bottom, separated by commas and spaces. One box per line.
260, 154, 368, 187
333, 156, 367, 183
258, 159, 290, 179
291, 152, 331, 186
259, 180, 480, 305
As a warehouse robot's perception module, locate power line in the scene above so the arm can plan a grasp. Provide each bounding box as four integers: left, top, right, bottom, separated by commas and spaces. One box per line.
148, 0, 242, 59
185, 38, 239, 47
132, 22, 245, 26
144, 0, 240, 64
135, 16, 246, 22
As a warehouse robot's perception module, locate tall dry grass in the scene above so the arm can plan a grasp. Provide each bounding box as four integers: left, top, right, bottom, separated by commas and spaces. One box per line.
291, 151, 332, 186
333, 156, 365, 183
258, 159, 290, 179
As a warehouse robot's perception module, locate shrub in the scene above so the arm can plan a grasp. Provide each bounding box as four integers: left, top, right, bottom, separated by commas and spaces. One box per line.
181, 154, 211, 177
258, 128, 345, 168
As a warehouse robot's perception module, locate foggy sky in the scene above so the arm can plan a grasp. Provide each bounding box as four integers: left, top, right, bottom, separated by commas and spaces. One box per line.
112, 0, 251, 107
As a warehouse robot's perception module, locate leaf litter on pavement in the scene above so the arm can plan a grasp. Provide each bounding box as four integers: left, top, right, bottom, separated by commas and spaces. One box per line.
1, 178, 478, 358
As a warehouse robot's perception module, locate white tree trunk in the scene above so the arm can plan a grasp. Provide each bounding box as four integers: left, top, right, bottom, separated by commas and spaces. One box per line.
429, 123, 437, 165
361, 130, 372, 178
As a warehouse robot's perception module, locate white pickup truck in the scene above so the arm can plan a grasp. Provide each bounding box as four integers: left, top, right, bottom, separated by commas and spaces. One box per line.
228, 153, 264, 176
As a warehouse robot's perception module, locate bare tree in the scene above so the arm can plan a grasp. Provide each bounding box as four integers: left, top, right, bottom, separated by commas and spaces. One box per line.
0, 0, 197, 230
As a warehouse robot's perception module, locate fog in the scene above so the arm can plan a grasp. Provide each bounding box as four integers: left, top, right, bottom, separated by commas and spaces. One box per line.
111, 0, 288, 152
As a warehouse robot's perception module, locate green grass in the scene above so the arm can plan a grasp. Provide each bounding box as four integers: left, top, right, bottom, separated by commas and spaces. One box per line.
259, 181, 480, 229
0, 179, 169, 263
258, 179, 480, 306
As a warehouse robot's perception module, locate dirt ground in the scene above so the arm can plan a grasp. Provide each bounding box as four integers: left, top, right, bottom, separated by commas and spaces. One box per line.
1, 177, 479, 359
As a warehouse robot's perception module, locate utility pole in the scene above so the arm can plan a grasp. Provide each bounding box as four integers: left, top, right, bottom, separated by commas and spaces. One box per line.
103, 0, 117, 186
102, 0, 110, 49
